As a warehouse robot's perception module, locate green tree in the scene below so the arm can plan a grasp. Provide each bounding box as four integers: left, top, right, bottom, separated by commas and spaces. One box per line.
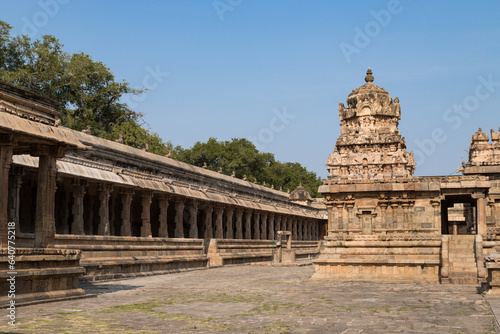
263, 161, 322, 198
175, 137, 273, 182
0, 20, 172, 155
175, 137, 323, 197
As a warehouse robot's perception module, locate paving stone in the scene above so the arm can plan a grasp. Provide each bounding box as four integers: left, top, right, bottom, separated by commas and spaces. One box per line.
0, 265, 496, 333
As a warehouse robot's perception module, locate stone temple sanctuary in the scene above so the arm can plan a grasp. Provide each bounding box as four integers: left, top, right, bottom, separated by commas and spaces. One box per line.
2, 68, 500, 305
313, 69, 500, 286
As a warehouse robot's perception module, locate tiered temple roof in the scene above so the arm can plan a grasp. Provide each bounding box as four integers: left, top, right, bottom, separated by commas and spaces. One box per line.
326, 68, 416, 180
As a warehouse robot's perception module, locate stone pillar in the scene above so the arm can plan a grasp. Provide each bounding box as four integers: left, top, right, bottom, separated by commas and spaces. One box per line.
490, 201, 497, 226
304, 219, 311, 240
282, 216, 287, 233
302, 219, 306, 240
476, 193, 487, 237
347, 203, 354, 232
140, 192, 153, 237
476, 234, 487, 278
98, 184, 112, 236
292, 217, 298, 240
214, 205, 224, 239
204, 205, 214, 238
431, 199, 440, 233
120, 189, 133, 237
441, 235, 449, 279
225, 206, 234, 239
86, 194, 94, 235
326, 204, 334, 235
260, 213, 268, 240
188, 200, 198, 238
235, 208, 243, 239
268, 214, 275, 240
174, 199, 185, 238
254, 212, 260, 239
342, 206, 349, 231
337, 204, 344, 231
244, 210, 252, 239
275, 215, 281, 235
8, 171, 23, 234
391, 203, 398, 230
158, 195, 169, 237
402, 203, 410, 231
379, 203, 387, 230
297, 219, 303, 240
109, 194, 116, 236
287, 216, 292, 233
34, 154, 58, 248
0, 139, 13, 247
71, 182, 86, 235
60, 185, 71, 234
305, 220, 309, 240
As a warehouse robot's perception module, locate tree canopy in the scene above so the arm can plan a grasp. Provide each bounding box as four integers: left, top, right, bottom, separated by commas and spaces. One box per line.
174, 137, 323, 197
0, 20, 323, 197
0, 20, 174, 155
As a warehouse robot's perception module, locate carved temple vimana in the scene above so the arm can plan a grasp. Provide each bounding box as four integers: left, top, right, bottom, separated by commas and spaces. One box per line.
2, 68, 500, 305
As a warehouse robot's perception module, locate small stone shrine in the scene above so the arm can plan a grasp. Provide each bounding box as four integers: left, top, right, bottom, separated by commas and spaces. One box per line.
313, 69, 500, 284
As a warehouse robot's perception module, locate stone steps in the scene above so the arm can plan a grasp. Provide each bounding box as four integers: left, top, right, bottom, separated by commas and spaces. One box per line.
446, 235, 478, 285
448, 277, 479, 285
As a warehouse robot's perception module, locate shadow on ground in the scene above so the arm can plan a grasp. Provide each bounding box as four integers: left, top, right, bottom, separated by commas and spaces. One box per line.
80, 282, 143, 295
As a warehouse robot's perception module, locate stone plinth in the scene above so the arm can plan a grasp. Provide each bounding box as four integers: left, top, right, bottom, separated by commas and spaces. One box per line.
0, 248, 85, 306
312, 234, 442, 282
486, 263, 500, 294
53, 234, 209, 281
272, 230, 297, 265
485, 253, 500, 294
281, 249, 296, 264
208, 239, 319, 267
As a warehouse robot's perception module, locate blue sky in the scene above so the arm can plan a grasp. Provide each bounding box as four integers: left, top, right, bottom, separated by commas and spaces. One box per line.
2, 1, 500, 178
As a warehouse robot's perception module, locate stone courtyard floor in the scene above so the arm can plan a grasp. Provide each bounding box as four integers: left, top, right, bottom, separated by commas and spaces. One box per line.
1, 264, 497, 333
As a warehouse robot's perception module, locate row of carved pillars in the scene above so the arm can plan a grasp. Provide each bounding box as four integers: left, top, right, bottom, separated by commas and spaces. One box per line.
3, 160, 320, 245
55, 185, 320, 241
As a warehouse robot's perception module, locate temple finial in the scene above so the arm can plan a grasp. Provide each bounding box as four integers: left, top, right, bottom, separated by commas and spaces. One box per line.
365, 67, 374, 83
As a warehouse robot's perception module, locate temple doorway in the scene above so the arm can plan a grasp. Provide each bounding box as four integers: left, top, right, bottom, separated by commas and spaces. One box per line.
441, 195, 476, 235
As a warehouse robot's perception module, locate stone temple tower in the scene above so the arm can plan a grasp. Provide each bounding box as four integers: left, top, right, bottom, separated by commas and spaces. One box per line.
326, 68, 416, 180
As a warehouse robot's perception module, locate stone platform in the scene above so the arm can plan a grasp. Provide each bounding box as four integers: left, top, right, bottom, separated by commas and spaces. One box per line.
0, 248, 86, 307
